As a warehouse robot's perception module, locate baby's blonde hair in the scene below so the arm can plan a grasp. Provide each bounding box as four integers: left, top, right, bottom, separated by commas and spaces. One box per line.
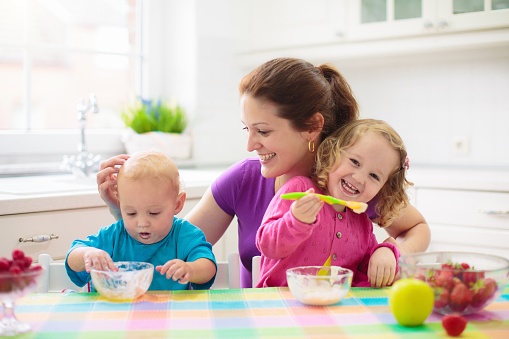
118, 152, 182, 194
314, 119, 412, 227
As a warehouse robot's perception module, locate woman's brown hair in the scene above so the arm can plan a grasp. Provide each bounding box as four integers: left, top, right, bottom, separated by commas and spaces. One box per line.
239, 58, 359, 141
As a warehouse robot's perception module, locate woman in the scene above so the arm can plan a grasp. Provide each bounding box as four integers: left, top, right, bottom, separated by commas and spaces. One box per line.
97, 58, 430, 287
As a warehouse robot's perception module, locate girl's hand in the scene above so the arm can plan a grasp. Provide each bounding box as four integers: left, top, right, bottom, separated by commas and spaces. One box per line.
367, 246, 397, 287
291, 188, 324, 224
156, 259, 193, 284
96, 154, 129, 219
83, 248, 117, 273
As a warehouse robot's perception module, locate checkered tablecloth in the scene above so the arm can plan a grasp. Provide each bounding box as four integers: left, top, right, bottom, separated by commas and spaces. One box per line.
9, 286, 509, 338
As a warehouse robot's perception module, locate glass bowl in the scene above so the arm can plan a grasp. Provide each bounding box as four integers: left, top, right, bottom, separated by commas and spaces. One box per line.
286, 266, 353, 306
90, 261, 154, 301
0, 266, 44, 336
399, 251, 509, 315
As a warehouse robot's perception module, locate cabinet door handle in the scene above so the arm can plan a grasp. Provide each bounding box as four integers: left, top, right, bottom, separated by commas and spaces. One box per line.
19, 234, 59, 243
478, 210, 509, 216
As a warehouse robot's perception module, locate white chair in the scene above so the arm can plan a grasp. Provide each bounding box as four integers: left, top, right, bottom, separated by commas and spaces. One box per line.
37, 254, 87, 293
251, 255, 261, 287
210, 253, 241, 289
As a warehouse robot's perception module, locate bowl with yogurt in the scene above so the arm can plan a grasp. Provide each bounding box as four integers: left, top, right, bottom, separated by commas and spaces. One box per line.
286, 266, 353, 306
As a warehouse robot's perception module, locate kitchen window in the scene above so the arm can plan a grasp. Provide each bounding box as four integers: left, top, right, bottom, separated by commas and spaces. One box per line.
0, 0, 146, 173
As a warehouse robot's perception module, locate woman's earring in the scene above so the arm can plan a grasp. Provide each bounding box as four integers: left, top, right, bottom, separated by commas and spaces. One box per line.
308, 140, 315, 153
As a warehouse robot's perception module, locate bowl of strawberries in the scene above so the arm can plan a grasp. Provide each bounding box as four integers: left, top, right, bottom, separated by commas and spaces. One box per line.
399, 251, 509, 315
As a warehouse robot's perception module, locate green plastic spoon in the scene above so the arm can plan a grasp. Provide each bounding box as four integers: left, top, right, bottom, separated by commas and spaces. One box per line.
280, 192, 368, 214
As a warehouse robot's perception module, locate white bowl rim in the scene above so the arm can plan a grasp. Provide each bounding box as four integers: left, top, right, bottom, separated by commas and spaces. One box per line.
398, 251, 509, 272
89, 261, 154, 274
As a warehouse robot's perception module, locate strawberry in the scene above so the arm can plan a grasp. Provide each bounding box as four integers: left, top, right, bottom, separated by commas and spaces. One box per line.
442, 314, 467, 336
472, 278, 498, 308
462, 271, 484, 288
436, 270, 455, 291
435, 288, 450, 308
450, 282, 472, 312
459, 262, 470, 270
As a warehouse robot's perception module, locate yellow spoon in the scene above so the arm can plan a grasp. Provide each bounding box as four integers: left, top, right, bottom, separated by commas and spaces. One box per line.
281, 192, 368, 214
317, 255, 332, 276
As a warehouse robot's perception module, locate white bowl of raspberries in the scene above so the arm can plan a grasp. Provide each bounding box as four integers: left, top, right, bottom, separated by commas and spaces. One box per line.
399, 251, 509, 316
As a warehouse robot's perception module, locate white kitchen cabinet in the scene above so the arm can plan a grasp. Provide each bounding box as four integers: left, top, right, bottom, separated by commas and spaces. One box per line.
0, 207, 113, 260
0, 197, 236, 263
348, 0, 509, 41
237, 0, 347, 52
414, 188, 509, 258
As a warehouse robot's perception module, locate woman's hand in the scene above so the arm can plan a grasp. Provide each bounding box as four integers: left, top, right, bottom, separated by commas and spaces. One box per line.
96, 154, 130, 220
367, 246, 398, 287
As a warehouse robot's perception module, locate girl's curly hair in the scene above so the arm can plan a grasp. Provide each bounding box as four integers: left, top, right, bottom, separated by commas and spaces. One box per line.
313, 119, 413, 227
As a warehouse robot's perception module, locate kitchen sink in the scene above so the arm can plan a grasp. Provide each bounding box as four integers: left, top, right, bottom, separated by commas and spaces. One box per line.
0, 174, 98, 195
0, 169, 224, 196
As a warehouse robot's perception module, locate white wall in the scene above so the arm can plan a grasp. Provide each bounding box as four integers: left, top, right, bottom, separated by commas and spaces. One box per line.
147, 0, 250, 168
156, 2, 509, 169
339, 46, 509, 168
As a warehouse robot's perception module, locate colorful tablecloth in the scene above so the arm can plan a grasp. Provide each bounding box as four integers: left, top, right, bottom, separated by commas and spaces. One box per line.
8, 286, 509, 338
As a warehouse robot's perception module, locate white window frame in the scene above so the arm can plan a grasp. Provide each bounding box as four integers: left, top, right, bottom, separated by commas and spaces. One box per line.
0, 0, 160, 174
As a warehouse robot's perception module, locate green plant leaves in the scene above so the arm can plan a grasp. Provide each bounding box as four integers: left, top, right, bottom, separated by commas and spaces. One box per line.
121, 99, 187, 134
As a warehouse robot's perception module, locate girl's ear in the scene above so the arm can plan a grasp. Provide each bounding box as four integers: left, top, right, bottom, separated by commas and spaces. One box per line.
174, 192, 186, 215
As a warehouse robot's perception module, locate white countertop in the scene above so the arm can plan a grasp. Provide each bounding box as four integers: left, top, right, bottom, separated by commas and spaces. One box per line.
0, 169, 224, 216
1, 166, 508, 216
407, 166, 509, 192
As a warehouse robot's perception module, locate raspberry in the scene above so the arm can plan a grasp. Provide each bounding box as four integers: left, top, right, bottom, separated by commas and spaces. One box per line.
12, 249, 25, 261
0, 258, 10, 271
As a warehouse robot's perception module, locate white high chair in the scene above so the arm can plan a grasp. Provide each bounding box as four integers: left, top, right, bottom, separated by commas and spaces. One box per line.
211, 254, 261, 289
210, 253, 241, 289
37, 254, 87, 293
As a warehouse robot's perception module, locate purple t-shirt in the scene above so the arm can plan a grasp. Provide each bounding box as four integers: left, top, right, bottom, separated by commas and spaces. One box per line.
211, 158, 378, 287
212, 158, 274, 287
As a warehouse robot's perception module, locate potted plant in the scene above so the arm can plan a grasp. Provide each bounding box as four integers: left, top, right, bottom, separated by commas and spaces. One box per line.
121, 98, 192, 159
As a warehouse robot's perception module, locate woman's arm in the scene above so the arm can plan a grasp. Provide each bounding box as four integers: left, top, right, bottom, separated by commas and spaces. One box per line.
381, 204, 430, 255
185, 188, 234, 245
96, 154, 129, 220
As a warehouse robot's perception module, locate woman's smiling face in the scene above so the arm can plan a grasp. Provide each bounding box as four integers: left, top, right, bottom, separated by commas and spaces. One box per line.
327, 131, 399, 204
240, 93, 316, 180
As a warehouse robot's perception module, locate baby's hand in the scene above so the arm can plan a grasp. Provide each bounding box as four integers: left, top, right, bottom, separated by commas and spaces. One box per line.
291, 188, 323, 224
156, 259, 193, 284
83, 248, 117, 273
367, 247, 397, 287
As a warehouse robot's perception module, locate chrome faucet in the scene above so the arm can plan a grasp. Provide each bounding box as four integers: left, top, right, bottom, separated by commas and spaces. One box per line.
61, 94, 102, 177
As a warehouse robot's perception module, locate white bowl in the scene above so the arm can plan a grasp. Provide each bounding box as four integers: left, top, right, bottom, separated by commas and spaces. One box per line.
286, 266, 353, 306
90, 261, 154, 301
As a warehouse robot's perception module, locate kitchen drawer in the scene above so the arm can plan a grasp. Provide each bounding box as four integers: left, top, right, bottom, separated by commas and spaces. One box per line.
415, 188, 509, 230
0, 207, 113, 260
428, 224, 509, 259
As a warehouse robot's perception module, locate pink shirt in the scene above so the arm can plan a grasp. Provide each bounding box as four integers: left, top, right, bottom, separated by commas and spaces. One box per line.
256, 176, 393, 287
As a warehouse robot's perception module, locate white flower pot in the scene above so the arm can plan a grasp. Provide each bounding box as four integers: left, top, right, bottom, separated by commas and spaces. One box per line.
121, 129, 192, 160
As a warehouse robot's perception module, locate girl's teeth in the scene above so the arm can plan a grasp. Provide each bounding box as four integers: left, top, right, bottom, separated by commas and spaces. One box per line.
342, 180, 359, 194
